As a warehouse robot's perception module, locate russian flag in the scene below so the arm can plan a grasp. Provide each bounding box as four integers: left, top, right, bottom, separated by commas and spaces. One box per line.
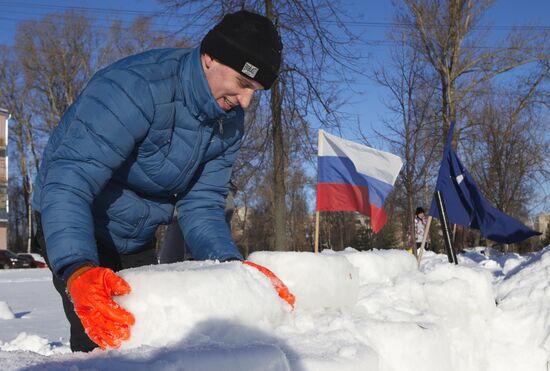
316, 130, 403, 233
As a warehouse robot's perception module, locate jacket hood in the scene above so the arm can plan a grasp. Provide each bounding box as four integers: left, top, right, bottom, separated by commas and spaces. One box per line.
181, 47, 228, 122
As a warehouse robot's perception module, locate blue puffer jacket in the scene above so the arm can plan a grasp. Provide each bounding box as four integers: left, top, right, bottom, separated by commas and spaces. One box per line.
33, 47, 245, 276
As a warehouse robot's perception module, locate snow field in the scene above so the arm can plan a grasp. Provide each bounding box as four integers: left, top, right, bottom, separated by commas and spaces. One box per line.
0, 247, 548, 371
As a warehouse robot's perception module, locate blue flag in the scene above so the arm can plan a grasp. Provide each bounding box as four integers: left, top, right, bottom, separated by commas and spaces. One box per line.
429, 122, 541, 244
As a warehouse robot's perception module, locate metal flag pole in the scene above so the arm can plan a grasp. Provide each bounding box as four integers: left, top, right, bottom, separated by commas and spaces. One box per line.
434, 190, 458, 264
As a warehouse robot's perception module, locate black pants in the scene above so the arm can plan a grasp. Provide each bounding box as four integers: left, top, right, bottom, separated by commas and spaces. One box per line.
35, 213, 158, 352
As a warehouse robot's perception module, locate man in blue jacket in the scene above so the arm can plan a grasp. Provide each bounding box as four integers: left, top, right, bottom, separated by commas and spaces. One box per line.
33, 10, 293, 352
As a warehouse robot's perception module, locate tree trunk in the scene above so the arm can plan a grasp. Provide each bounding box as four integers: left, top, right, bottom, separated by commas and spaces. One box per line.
270, 76, 286, 251
266, 0, 287, 251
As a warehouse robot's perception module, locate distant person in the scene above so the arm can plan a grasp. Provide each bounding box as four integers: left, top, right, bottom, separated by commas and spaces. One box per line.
33, 10, 293, 353
414, 207, 430, 251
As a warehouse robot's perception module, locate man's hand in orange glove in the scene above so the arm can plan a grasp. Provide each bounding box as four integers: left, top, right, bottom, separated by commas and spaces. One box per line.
67, 266, 135, 350
243, 261, 295, 309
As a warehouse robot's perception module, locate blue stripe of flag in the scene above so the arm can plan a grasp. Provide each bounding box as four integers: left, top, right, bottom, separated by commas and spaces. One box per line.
318, 156, 394, 208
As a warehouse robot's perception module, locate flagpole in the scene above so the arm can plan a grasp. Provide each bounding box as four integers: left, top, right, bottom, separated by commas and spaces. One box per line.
314, 211, 320, 253
417, 216, 432, 266
434, 190, 458, 264
314, 130, 323, 254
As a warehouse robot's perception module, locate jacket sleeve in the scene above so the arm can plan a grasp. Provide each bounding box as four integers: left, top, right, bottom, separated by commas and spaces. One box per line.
39, 68, 154, 276
175, 134, 244, 262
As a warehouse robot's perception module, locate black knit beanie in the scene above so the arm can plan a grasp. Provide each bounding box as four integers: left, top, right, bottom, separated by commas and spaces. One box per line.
200, 10, 283, 90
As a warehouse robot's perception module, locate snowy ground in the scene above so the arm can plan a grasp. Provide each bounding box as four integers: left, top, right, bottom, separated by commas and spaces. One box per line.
0, 246, 549, 371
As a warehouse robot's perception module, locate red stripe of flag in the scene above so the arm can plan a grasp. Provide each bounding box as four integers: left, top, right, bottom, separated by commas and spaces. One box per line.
316, 183, 388, 233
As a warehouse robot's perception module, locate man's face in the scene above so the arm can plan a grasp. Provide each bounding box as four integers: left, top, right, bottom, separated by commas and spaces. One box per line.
202, 54, 264, 111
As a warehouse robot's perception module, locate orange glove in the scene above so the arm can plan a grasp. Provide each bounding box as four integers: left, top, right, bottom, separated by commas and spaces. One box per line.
67, 266, 135, 349
243, 261, 295, 309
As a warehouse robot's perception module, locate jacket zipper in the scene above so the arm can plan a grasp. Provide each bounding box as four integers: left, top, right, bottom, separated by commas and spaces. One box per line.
168, 125, 206, 192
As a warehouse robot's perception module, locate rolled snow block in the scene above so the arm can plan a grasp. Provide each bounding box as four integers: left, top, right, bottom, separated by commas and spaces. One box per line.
335, 248, 418, 284
247, 251, 359, 310
115, 261, 289, 349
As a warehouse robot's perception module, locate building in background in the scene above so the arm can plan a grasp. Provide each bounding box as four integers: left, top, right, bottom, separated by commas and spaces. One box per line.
0, 109, 8, 250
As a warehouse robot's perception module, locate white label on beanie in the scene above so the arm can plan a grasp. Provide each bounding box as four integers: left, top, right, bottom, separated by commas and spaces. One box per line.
242, 62, 259, 78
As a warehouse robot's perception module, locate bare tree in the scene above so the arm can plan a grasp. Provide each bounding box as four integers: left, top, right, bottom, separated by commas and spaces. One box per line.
159, 0, 361, 251
370, 31, 439, 252
463, 64, 550, 219
16, 12, 187, 136
234, 130, 314, 253
104, 16, 189, 63
15, 12, 98, 135
0, 46, 38, 252
319, 211, 357, 251
241, 179, 273, 255
389, 0, 550, 252
398, 0, 549, 141
6, 178, 26, 251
